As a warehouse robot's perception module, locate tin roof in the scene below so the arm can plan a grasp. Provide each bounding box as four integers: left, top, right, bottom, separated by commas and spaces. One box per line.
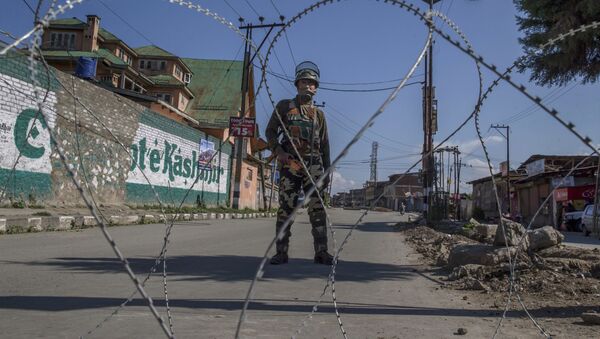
182, 58, 243, 127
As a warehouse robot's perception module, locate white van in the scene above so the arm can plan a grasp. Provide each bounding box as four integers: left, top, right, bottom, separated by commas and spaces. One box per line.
581, 204, 599, 236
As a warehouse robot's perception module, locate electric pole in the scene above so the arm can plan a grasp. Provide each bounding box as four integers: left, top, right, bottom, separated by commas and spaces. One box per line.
370, 141, 378, 184
232, 18, 285, 209
421, 0, 441, 223
491, 124, 511, 215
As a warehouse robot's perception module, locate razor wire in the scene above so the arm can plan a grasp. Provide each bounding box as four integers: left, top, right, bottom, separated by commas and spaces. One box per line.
236, 4, 434, 337
22, 5, 174, 339
1, 0, 599, 338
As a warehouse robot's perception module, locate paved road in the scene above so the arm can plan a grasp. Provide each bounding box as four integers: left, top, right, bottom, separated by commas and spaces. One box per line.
561, 231, 600, 249
0, 209, 541, 338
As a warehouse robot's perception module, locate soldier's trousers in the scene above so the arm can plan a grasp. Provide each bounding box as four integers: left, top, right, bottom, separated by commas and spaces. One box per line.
276, 161, 328, 254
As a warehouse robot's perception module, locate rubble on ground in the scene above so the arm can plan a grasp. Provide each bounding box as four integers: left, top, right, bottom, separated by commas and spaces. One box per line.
396, 220, 600, 313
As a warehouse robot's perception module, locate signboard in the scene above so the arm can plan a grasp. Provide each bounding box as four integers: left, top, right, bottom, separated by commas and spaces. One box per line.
229, 117, 255, 137
526, 158, 545, 177
553, 184, 596, 202
551, 176, 574, 188
198, 139, 216, 169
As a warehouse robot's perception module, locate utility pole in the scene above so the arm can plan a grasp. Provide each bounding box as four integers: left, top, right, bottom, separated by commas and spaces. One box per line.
421, 0, 441, 223
370, 141, 378, 184
491, 124, 511, 215
232, 18, 285, 209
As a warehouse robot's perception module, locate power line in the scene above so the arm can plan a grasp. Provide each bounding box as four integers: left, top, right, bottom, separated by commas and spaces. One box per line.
20, 0, 35, 15
97, 0, 155, 45
223, 0, 243, 19
268, 70, 423, 92
244, 0, 261, 18
268, 69, 424, 86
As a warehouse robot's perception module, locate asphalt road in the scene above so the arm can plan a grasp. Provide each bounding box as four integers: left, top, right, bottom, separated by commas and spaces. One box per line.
0, 209, 542, 338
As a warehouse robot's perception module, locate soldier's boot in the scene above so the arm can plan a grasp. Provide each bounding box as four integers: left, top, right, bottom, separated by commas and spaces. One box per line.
270, 251, 289, 265
314, 250, 334, 265
271, 238, 290, 265
311, 224, 333, 265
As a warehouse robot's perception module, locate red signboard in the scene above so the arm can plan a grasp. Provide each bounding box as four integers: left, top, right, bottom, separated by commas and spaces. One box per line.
553, 184, 596, 202
229, 117, 255, 137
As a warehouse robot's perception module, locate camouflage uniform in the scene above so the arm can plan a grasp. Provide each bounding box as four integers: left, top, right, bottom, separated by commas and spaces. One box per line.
265, 97, 331, 255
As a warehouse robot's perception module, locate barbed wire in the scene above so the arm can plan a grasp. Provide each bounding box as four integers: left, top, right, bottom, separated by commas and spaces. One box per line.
1, 0, 599, 338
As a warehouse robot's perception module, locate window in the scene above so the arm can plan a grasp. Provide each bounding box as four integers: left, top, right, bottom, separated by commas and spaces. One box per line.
160, 61, 166, 70
183, 73, 192, 84
246, 168, 253, 181
139, 60, 145, 69
50, 32, 76, 49
156, 93, 172, 104
174, 64, 182, 79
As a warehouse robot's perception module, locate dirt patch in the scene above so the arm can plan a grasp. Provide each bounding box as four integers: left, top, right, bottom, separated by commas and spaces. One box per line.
397, 221, 600, 336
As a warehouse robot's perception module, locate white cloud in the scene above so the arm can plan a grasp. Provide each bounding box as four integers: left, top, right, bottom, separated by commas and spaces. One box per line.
331, 170, 357, 194
454, 135, 504, 155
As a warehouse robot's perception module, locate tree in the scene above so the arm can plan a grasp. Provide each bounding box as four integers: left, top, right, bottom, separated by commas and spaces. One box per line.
514, 0, 600, 86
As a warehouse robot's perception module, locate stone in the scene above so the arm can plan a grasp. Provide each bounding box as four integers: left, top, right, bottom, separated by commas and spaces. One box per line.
108, 216, 121, 225
494, 218, 528, 249
48, 216, 74, 230
528, 226, 564, 251
474, 224, 498, 239
28, 218, 43, 232
201, 213, 208, 220
581, 312, 600, 325
81, 216, 98, 227
217, 213, 224, 219
448, 264, 487, 281
455, 328, 468, 335
447, 244, 516, 268
157, 214, 167, 223
182, 213, 191, 221
192, 213, 200, 220
235, 213, 243, 219
121, 215, 140, 225
224, 213, 231, 219
209, 213, 216, 219
0, 219, 6, 232
143, 215, 155, 223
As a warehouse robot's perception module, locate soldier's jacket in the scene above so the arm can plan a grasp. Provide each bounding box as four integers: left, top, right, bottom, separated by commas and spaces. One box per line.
265, 97, 331, 172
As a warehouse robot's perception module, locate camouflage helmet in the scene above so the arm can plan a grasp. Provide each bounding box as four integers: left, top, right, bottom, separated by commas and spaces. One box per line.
294, 61, 320, 88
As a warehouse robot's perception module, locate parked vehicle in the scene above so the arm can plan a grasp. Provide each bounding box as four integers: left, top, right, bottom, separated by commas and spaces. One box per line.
581, 204, 599, 236
564, 209, 585, 232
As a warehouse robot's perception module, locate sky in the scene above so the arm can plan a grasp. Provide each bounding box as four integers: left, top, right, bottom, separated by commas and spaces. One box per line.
2, 0, 599, 194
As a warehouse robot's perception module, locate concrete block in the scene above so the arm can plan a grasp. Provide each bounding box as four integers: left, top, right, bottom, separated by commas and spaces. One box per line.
201, 213, 208, 220
48, 216, 74, 230
109, 216, 121, 225
168, 214, 177, 221
143, 215, 156, 223
28, 218, 43, 232
183, 213, 191, 221
235, 213, 243, 219
209, 213, 216, 219
81, 216, 98, 227
0, 219, 6, 232
192, 213, 200, 220
217, 213, 224, 219
121, 215, 140, 225
224, 213, 231, 219
157, 214, 167, 223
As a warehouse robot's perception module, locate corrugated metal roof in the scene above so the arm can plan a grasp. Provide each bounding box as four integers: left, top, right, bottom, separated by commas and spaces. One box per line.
41, 48, 128, 67
99, 28, 120, 41
134, 45, 176, 57
182, 58, 243, 127
146, 74, 184, 86
49, 17, 86, 27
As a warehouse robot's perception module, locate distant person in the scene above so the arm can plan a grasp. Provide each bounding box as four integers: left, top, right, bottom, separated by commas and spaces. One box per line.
265, 61, 333, 265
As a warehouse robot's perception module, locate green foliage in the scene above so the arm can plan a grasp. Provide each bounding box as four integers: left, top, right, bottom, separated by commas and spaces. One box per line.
514, 0, 600, 86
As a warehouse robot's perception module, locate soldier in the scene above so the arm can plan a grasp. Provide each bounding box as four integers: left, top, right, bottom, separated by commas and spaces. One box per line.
265, 61, 333, 265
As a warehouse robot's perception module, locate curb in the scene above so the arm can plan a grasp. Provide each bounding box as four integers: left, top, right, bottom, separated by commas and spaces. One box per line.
0, 210, 277, 235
